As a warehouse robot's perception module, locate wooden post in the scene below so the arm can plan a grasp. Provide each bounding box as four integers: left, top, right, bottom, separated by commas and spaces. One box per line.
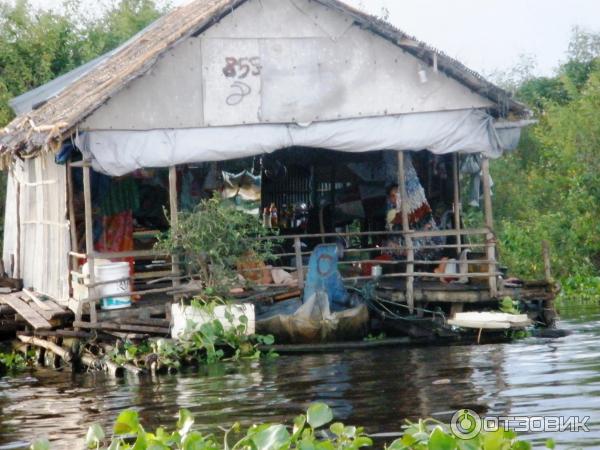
66, 161, 79, 297
481, 157, 497, 298
398, 151, 414, 314
452, 153, 462, 257
294, 236, 305, 290
169, 166, 180, 288
542, 240, 552, 282
82, 163, 97, 323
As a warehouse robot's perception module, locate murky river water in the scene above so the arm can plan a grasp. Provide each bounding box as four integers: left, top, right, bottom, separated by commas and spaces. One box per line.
1, 305, 599, 449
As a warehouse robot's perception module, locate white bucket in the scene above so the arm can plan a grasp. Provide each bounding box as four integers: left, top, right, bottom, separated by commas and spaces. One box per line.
95, 262, 131, 310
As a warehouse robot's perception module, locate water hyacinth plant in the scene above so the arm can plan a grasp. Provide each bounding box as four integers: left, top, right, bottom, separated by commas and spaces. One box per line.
106, 299, 276, 373
0, 350, 33, 375
30, 403, 558, 450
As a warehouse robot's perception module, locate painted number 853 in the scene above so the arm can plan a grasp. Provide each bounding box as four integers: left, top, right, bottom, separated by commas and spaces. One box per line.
222, 57, 262, 79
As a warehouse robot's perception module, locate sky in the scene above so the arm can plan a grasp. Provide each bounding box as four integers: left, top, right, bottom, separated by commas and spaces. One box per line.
29, 0, 600, 77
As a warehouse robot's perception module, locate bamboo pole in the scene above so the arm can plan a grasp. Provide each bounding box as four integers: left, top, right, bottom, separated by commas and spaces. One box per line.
398, 151, 414, 313
17, 335, 72, 364
254, 227, 491, 241
123, 362, 144, 375
80, 353, 101, 371
452, 153, 462, 256
103, 359, 125, 377
481, 157, 497, 297
169, 166, 180, 289
82, 164, 97, 323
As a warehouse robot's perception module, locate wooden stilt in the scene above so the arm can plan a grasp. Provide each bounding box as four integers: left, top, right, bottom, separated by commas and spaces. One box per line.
542, 240, 552, 282
294, 236, 305, 290
398, 151, 414, 314
452, 153, 462, 257
169, 166, 180, 289
481, 157, 497, 298
82, 164, 96, 323
66, 161, 78, 297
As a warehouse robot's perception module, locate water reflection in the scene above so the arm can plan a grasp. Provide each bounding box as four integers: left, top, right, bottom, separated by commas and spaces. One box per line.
0, 306, 598, 449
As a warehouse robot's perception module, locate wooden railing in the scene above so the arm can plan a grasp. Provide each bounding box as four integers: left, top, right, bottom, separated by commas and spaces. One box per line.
254, 227, 499, 313
69, 226, 498, 322
69, 249, 177, 323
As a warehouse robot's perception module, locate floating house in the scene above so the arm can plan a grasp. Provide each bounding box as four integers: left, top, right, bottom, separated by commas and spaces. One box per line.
0, 0, 555, 338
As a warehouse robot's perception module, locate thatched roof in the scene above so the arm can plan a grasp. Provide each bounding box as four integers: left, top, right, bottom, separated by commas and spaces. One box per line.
0, 0, 528, 160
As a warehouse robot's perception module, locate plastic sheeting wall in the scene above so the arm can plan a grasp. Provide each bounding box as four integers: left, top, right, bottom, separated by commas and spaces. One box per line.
3, 154, 70, 302
80, 0, 492, 131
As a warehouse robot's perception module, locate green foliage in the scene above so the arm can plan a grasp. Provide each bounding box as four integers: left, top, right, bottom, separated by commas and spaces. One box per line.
386, 419, 554, 450
107, 300, 276, 372
155, 195, 279, 291
33, 403, 373, 450
363, 332, 386, 342
0, 0, 168, 129
499, 297, 520, 315
492, 28, 600, 303
30, 404, 562, 450
0, 0, 166, 252
0, 350, 32, 374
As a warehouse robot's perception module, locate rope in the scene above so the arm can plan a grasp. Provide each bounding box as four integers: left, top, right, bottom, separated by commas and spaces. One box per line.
347, 283, 447, 323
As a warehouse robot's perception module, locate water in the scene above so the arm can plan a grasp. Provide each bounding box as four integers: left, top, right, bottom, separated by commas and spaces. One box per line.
1, 306, 599, 449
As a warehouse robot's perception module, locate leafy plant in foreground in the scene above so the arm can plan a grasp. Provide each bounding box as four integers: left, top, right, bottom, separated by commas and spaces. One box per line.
30, 403, 560, 450
386, 418, 556, 450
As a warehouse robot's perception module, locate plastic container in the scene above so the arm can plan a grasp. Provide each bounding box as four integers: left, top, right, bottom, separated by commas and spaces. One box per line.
95, 262, 131, 310
371, 265, 383, 277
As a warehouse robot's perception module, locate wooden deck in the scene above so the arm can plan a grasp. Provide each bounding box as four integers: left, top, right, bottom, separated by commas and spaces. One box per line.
369, 278, 557, 305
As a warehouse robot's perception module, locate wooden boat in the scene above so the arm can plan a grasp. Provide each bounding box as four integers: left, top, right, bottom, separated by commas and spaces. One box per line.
256, 293, 369, 344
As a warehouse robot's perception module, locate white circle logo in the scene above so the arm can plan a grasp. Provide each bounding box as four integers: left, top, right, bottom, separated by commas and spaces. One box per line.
451, 409, 482, 440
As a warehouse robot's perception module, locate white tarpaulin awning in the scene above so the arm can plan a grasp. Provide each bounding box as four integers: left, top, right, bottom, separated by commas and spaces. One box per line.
77, 109, 520, 176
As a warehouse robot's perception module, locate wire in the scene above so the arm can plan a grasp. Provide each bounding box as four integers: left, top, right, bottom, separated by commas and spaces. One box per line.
347, 283, 447, 323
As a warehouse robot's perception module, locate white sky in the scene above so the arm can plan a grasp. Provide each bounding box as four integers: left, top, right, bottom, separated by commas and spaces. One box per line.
30, 0, 600, 77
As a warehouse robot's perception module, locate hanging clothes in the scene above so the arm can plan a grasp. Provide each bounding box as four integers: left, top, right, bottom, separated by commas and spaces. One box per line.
460, 154, 493, 208
94, 177, 139, 273
95, 210, 134, 255
384, 153, 444, 261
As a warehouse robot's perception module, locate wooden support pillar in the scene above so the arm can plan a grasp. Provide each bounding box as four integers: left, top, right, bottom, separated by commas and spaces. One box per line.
452, 153, 462, 257
542, 240, 552, 282
398, 151, 414, 314
66, 161, 79, 297
82, 163, 97, 323
481, 157, 497, 298
294, 236, 305, 290
169, 166, 180, 288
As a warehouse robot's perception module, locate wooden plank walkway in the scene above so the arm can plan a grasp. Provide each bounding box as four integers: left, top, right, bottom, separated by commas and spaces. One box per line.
21, 291, 72, 322
0, 292, 52, 330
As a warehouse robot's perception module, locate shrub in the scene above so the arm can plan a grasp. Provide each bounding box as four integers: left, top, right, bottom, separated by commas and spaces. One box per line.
155, 195, 279, 292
